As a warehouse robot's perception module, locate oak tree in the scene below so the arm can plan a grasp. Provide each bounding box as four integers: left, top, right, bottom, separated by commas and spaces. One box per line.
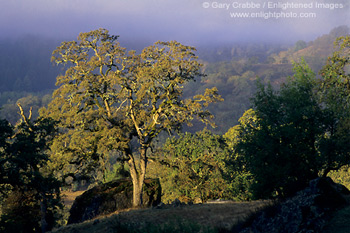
42, 29, 222, 207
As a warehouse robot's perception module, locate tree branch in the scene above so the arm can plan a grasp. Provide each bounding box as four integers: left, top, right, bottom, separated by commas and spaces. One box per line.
17, 103, 32, 129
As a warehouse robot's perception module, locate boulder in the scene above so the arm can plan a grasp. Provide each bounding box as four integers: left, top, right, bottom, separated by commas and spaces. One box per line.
241, 177, 350, 233
67, 178, 161, 224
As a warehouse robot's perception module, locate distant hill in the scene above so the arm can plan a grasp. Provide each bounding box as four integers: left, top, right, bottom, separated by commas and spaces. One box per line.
186, 25, 350, 134
270, 25, 350, 72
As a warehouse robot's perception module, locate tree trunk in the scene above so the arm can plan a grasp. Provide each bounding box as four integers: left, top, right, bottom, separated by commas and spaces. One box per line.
127, 145, 147, 207
40, 196, 48, 233
323, 167, 331, 178
132, 175, 143, 207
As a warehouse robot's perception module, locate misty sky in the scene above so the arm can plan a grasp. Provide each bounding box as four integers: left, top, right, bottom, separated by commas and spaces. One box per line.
1, 0, 349, 45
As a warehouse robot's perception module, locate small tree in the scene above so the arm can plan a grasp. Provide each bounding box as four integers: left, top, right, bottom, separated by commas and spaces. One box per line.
319, 36, 350, 175
0, 106, 62, 233
42, 29, 222, 207
236, 60, 325, 199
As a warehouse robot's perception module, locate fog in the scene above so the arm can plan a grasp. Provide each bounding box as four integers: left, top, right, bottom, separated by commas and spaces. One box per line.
1, 0, 349, 46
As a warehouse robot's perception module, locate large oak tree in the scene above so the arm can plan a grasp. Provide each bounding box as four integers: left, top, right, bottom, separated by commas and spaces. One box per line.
41, 29, 222, 207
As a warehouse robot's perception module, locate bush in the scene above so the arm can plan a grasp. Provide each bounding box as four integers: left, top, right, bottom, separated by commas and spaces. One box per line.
148, 129, 233, 203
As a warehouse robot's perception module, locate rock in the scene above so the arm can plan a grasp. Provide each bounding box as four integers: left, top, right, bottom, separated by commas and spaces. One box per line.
240, 177, 350, 233
313, 177, 350, 209
67, 178, 161, 224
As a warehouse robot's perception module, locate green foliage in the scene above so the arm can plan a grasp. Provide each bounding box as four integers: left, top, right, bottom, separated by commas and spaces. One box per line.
103, 162, 130, 183
0, 119, 13, 198
0, 115, 62, 233
235, 60, 326, 199
0, 190, 42, 233
327, 165, 350, 190
318, 35, 350, 174
223, 110, 257, 201
149, 129, 231, 203
320, 35, 350, 112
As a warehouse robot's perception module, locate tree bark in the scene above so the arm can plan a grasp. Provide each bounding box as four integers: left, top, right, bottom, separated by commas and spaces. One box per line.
127, 145, 147, 207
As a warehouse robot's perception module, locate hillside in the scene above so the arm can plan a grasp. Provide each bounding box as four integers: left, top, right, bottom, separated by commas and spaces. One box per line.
270, 25, 350, 71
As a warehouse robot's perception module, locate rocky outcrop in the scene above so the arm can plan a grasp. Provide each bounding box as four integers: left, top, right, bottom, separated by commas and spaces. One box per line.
67, 178, 161, 224
241, 177, 350, 233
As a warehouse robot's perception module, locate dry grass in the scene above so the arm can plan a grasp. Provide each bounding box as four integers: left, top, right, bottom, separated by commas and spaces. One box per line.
61, 190, 85, 208
50, 200, 273, 233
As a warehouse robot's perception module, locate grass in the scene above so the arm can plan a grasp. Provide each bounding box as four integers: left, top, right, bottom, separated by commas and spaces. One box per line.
59, 190, 86, 225
49, 200, 273, 233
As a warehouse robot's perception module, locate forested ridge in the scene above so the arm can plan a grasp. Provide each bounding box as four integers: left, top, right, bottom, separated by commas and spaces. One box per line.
0, 26, 350, 232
